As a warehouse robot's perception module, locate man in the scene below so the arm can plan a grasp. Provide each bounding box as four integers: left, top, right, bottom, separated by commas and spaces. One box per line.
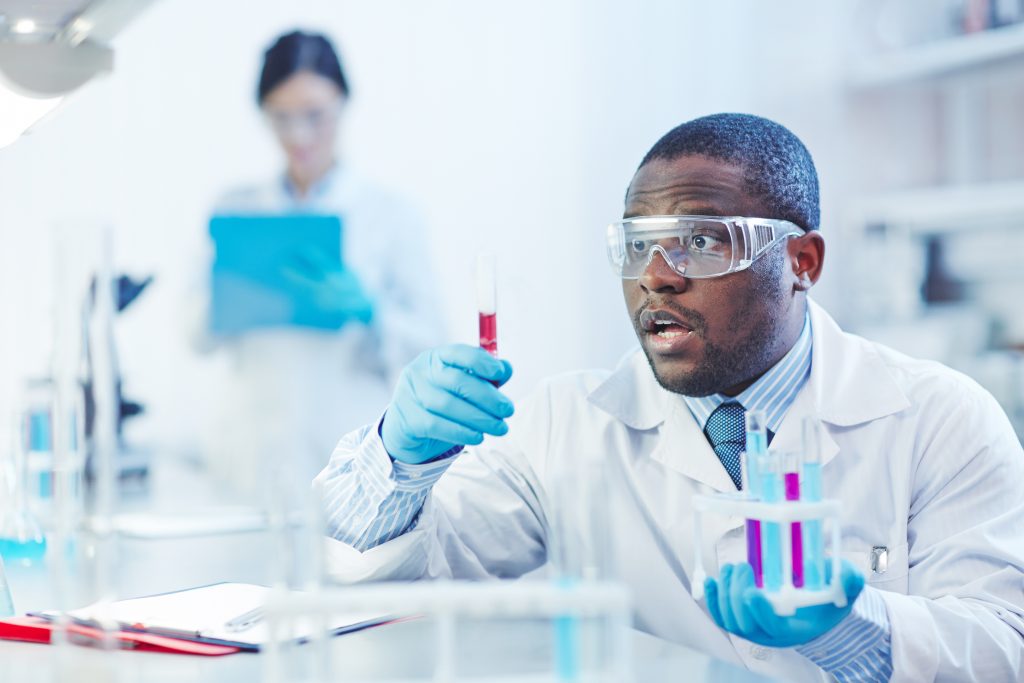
316, 114, 1024, 681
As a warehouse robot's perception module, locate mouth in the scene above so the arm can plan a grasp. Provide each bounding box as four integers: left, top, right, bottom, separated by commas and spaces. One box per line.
639, 308, 698, 353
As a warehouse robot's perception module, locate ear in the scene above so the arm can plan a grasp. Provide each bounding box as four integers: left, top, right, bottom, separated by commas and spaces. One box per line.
788, 231, 825, 292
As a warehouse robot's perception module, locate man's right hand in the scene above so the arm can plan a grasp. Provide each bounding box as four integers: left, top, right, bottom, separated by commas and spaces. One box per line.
380, 344, 514, 464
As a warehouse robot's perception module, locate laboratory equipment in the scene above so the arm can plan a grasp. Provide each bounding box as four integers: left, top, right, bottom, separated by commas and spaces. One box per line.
691, 432, 845, 616
741, 410, 767, 587
0, 411, 47, 566
606, 215, 804, 279
801, 418, 825, 590
477, 253, 498, 357
0, 554, 13, 617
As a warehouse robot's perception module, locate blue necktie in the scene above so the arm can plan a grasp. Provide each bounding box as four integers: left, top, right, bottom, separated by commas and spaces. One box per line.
704, 402, 746, 489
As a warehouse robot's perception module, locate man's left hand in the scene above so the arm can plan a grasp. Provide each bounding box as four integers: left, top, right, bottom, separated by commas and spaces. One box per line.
704, 560, 865, 647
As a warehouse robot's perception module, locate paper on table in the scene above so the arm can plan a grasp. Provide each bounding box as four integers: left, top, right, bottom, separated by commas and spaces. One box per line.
38, 583, 390, 648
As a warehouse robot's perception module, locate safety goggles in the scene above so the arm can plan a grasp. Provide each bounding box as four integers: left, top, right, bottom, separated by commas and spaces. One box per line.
263, 102, 342, 142
606, 215, 805, 280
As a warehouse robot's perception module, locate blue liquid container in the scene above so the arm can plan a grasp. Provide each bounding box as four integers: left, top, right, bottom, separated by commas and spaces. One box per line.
802, 461, 824, 590
759, 454, 783, 591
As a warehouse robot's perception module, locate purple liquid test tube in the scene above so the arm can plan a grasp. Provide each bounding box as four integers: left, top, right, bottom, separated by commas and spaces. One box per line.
744, 411, 768, 588
783, 452, 804, 588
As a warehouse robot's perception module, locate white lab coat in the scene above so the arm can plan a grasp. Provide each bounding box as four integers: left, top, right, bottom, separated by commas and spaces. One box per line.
318, 299, 1024, 682
197, 166, 443, 494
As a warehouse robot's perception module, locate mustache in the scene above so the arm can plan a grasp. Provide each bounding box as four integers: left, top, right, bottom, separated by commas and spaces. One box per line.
634, 300, 707, 335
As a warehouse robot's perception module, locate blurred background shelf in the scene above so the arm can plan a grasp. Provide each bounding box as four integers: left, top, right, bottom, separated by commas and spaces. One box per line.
852, 179, 1024, 228
850, 21, 1024, 88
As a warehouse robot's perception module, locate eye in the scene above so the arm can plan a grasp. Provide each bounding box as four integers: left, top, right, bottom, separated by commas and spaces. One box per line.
630, 239, 648, 254
689, 233, 723, 252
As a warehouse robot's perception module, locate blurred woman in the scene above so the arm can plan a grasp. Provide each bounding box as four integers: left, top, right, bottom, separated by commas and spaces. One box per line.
198, 30, 442, 494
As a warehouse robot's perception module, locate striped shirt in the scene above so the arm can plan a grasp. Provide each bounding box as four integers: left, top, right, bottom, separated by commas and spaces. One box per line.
321, 309, 892, 681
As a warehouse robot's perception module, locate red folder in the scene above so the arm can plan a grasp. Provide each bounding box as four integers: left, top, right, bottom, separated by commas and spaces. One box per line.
0, 616, 241, 656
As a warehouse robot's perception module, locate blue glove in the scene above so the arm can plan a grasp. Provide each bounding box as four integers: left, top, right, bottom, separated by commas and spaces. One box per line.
281, 247, 374, 324
381, 344, 514, 464
703, 560, 865, 647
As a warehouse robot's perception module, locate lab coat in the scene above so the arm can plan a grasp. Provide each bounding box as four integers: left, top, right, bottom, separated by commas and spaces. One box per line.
198, 166, 443, 494
318, 299, 1024, 681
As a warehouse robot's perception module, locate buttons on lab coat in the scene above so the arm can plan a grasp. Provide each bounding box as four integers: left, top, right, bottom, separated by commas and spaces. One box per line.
750, 645, 772, 661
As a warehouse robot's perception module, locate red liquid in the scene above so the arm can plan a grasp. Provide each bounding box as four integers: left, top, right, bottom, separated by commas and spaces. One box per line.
784, 471, 804, 588
479, 312, 498, 356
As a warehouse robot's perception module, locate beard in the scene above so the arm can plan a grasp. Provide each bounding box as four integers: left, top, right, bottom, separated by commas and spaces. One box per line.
634, 249, 790, 397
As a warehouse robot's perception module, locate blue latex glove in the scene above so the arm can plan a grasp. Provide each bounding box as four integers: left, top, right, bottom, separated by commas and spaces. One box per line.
703, 560, 865, 647
280, 246, 374, 324
381, 344, 514, 464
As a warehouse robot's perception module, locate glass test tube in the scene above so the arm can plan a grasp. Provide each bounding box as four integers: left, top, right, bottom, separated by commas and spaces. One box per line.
744, 410, 767, 587
783, 451, 804, 588
801, 418, 825, 590
758, 451, 783, 591
477, 254, 498, 357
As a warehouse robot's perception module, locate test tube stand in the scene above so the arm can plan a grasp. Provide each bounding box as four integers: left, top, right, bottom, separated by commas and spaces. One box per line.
691, 493, 845, 617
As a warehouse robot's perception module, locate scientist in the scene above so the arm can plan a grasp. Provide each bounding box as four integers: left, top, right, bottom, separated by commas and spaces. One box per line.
315, 114, 1024, 681
198, 31, 442, 490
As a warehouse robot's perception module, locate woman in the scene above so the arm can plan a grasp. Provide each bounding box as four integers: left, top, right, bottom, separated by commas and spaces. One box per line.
198, 30, 442, 495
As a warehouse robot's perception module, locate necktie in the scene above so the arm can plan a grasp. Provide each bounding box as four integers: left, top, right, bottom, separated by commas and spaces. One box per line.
704, 402, 746, 489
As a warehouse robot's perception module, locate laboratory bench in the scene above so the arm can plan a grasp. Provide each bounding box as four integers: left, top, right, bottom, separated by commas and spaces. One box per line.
0, 455, 775, 682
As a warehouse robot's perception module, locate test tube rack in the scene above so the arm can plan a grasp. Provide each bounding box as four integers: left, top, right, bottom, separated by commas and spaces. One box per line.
690, 493, 845, 617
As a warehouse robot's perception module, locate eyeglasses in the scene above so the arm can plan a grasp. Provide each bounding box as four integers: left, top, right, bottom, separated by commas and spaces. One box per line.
263, 102, 341, 141
606, 215, 805, 280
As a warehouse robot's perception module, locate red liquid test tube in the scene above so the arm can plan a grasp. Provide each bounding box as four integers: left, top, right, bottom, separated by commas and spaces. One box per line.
477, 254, 498, 361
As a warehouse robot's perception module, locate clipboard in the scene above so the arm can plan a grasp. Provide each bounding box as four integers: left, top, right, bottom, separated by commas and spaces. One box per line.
209, 213, 346, 334
27, 582, 393, 652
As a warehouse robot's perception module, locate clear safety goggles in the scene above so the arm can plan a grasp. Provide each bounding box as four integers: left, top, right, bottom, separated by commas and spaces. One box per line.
263, 102, 341, 142
606, 215, 805, 279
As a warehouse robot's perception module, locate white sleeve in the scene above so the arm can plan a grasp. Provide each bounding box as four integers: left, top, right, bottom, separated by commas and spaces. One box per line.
317, 388, 552, 584
883, 386, 1024, 681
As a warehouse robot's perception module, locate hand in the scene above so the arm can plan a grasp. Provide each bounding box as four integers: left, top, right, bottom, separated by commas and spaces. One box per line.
381, 344, 514, 464
703, 560, 865, 647
281, 247, 374, 324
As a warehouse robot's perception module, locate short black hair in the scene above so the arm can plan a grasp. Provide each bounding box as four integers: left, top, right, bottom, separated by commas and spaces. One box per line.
638, 113, 820, 231
257, 30, 349, 104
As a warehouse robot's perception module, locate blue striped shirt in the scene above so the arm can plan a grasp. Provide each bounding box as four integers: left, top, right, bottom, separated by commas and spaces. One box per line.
321, 309, 892, 681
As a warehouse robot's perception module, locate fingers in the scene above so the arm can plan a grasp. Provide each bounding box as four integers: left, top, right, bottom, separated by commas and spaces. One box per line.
730, 564, 758, 636
839, 559, 865, 603
746, 587, 783, 637
717, 565, 739, 633
415, 381, 510, 437
704, 578, 725, 629
432, 344, 514, 385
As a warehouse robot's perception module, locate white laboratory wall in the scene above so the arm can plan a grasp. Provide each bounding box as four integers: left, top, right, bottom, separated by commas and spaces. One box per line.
0, 1, 857, 453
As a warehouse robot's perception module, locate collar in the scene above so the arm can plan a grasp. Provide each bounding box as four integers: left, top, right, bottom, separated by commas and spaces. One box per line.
684, 312, 812, 433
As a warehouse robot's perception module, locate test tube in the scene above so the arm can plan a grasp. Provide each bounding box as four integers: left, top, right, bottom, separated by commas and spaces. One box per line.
783, 451, 804, 588
758, 451, 783, 591
477, 254, 498, 357
801, 418, 825, 590
744, 411, 767, 588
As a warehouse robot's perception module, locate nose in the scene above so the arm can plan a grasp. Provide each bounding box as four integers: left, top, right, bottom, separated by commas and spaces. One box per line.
639, 247, 689, 294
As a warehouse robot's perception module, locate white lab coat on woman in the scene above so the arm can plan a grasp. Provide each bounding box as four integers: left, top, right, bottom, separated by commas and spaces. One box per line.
197, 166, 443, 494
316, 299, 1024, 682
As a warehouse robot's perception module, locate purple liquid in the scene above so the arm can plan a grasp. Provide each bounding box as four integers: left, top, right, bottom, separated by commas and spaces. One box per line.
746, 519, 763, 588
784, 471, 804, 588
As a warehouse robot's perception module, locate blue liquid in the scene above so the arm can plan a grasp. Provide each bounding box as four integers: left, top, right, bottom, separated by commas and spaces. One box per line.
760, 470, 783, 591
0, 537, 48, 566
802, 462, 825, 590
553, 578, 579, 681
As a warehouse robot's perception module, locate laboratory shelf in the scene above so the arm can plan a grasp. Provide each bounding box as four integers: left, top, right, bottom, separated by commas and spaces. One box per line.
849, 179, 1024, 230
849, 22, 1024, 88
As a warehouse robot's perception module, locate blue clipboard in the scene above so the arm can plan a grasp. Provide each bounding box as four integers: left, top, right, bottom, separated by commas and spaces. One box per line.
209, 214, 345, 334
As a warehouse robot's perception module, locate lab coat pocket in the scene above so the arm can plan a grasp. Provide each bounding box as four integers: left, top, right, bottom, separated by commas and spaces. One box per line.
840, 542, 909, 594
